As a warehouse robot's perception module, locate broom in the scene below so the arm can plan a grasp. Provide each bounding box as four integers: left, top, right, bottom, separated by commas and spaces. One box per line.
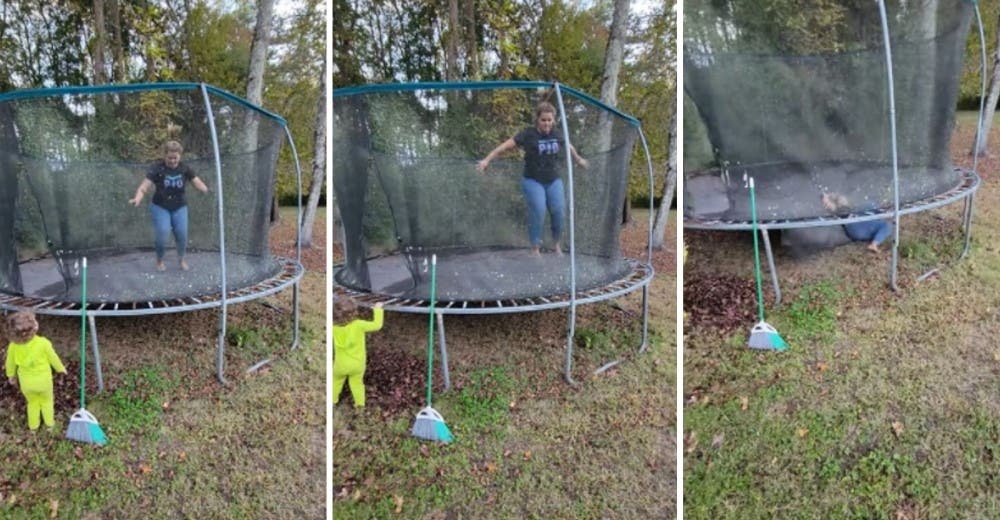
411, 254, 454, 443
66, 257, 108, 446
747, 178, 788, 351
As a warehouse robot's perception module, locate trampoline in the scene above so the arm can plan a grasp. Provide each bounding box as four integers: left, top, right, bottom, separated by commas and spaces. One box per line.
0, 83, 305, 387
683, 0, 987, 302
333, 82, 656, 384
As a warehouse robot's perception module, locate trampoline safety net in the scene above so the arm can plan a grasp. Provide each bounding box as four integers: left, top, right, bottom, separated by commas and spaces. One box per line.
333, 84, 640, 302
683, 0, 973, 222
0, 85, 285, 304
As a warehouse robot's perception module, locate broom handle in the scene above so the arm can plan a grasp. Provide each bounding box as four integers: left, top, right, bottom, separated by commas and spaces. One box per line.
80, 257, 88, 410
750, 178, 765, 323
426, 254, 437, 408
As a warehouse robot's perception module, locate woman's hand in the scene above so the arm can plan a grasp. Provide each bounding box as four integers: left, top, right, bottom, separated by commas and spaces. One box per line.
476, 159, 490, 172
128, 195, 143, 207
576, 158, 589, 170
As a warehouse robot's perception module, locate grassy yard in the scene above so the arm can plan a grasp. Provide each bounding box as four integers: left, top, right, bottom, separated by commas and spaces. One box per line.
0, 207, 326, 518
333, 209, 677, 519
683, 114, 1000, 518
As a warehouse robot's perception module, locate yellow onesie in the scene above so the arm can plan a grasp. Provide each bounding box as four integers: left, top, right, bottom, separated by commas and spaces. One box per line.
5, 335, 67, 430
333, 307, 383, 407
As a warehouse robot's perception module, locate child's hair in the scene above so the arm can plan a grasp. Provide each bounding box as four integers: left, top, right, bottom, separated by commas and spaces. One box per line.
333, 296, 359, 325
535, 101, 557, 119
6, 311, 38, 343
163, 140, 184, 155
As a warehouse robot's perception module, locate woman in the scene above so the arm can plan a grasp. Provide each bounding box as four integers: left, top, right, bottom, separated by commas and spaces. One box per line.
476, 101, 589, 256
129, 140, 209, 271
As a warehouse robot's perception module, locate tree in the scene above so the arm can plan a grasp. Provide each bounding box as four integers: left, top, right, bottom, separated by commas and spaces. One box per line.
92, 0, 109, 84
598, 0, 630, 222
301, 70, 325, 248
247, 0, 275, 106
652, 114, 676, 250
973, 12, 1000, 158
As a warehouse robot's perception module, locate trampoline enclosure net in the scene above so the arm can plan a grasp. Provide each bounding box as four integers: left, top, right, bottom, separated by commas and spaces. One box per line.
333, 85, 639, 301
683, 0, 973, 222
0, 87, 284, 303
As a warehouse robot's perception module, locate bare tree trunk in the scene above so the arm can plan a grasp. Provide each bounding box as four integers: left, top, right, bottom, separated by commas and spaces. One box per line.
652, 114, 676, 250
301, 74, 326, 248
600, 0, 630, 108
108, 0, 126, 82
93, 0, 108, 84
464, 0, 478, 79
247, 0, 275, 106
973, 13, 1000, 158
445, 0, 460, 80
598, 0, 630, 224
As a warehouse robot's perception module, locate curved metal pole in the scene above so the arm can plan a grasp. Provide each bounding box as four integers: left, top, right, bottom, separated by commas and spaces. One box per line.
282, 124, 303, 350
201, 84, 229, 384
965, 4, 987, 259
554, 84, 579, 385
636, 127, 656, 353
876, 0, 901, 292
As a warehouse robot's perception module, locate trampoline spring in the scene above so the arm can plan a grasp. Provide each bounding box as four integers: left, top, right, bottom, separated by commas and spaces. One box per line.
495, 300, 503, 308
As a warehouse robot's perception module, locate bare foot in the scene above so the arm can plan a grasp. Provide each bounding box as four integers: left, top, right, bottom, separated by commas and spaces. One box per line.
156, 261, 166, 272
553, 242, 563, 256
180, 259, 190, 271
530, 247, 541, 257
867, 243, 880, 253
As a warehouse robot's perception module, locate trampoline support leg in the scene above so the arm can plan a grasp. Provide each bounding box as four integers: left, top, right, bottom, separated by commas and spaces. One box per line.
760, 226, 781, 305
88, 315, 104, 393
638, 284, 650, 353
217, 318, 228, 385
436, 311, 450, 391
962, 194, 975, 259
564, 304, 578, 386
291, 281, 301, 350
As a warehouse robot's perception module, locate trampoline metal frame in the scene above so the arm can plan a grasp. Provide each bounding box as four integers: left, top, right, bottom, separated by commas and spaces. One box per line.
332, 81, 658, 386
683, 1, 986, 305
0, 82, 305, 389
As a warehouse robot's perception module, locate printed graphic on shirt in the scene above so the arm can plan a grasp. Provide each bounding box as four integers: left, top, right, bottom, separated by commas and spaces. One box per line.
164, 174, 185, 189
538, 138, 560, 155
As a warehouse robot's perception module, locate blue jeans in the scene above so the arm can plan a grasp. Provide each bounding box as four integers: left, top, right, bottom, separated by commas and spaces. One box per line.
844, 220, 892, 245
150, 203, 189, 260
520, 177, 565, 247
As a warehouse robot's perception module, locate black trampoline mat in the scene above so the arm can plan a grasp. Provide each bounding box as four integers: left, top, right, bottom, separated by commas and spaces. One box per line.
350, 248, 629, 301
686, 162, 961, 222
14, 250, 280, 303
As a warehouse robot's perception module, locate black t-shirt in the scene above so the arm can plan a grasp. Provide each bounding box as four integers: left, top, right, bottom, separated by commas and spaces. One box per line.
146, 161, 196, 211
514, 126, 565, 184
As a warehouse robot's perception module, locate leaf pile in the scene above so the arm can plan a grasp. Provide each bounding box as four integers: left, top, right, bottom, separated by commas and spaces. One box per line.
683, 272, 762, 332
351, 345, 445, 416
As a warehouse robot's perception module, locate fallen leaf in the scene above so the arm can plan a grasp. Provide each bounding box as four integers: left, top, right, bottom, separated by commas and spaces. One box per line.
523, 450, 532, 461
49, 499, 58, 519
352, 489, 361, 501
891, 421, 904, 438
393, 495, 404, 513
816, 362, 828, 372
739, 396, 749, 411
796, 428, 809, 438
485, 461, 497, 473
711, 433, 724, 449
139, 463, 152, 475
685, 432, 699, 453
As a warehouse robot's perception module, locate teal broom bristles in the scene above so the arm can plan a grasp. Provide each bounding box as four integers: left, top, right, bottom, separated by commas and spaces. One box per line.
66, 257, 109, 446
747, 177, 788, 351
411, 254, 454, 443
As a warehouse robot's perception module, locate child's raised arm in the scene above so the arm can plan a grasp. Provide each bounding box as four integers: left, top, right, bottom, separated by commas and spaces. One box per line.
355, 304, 384, 332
